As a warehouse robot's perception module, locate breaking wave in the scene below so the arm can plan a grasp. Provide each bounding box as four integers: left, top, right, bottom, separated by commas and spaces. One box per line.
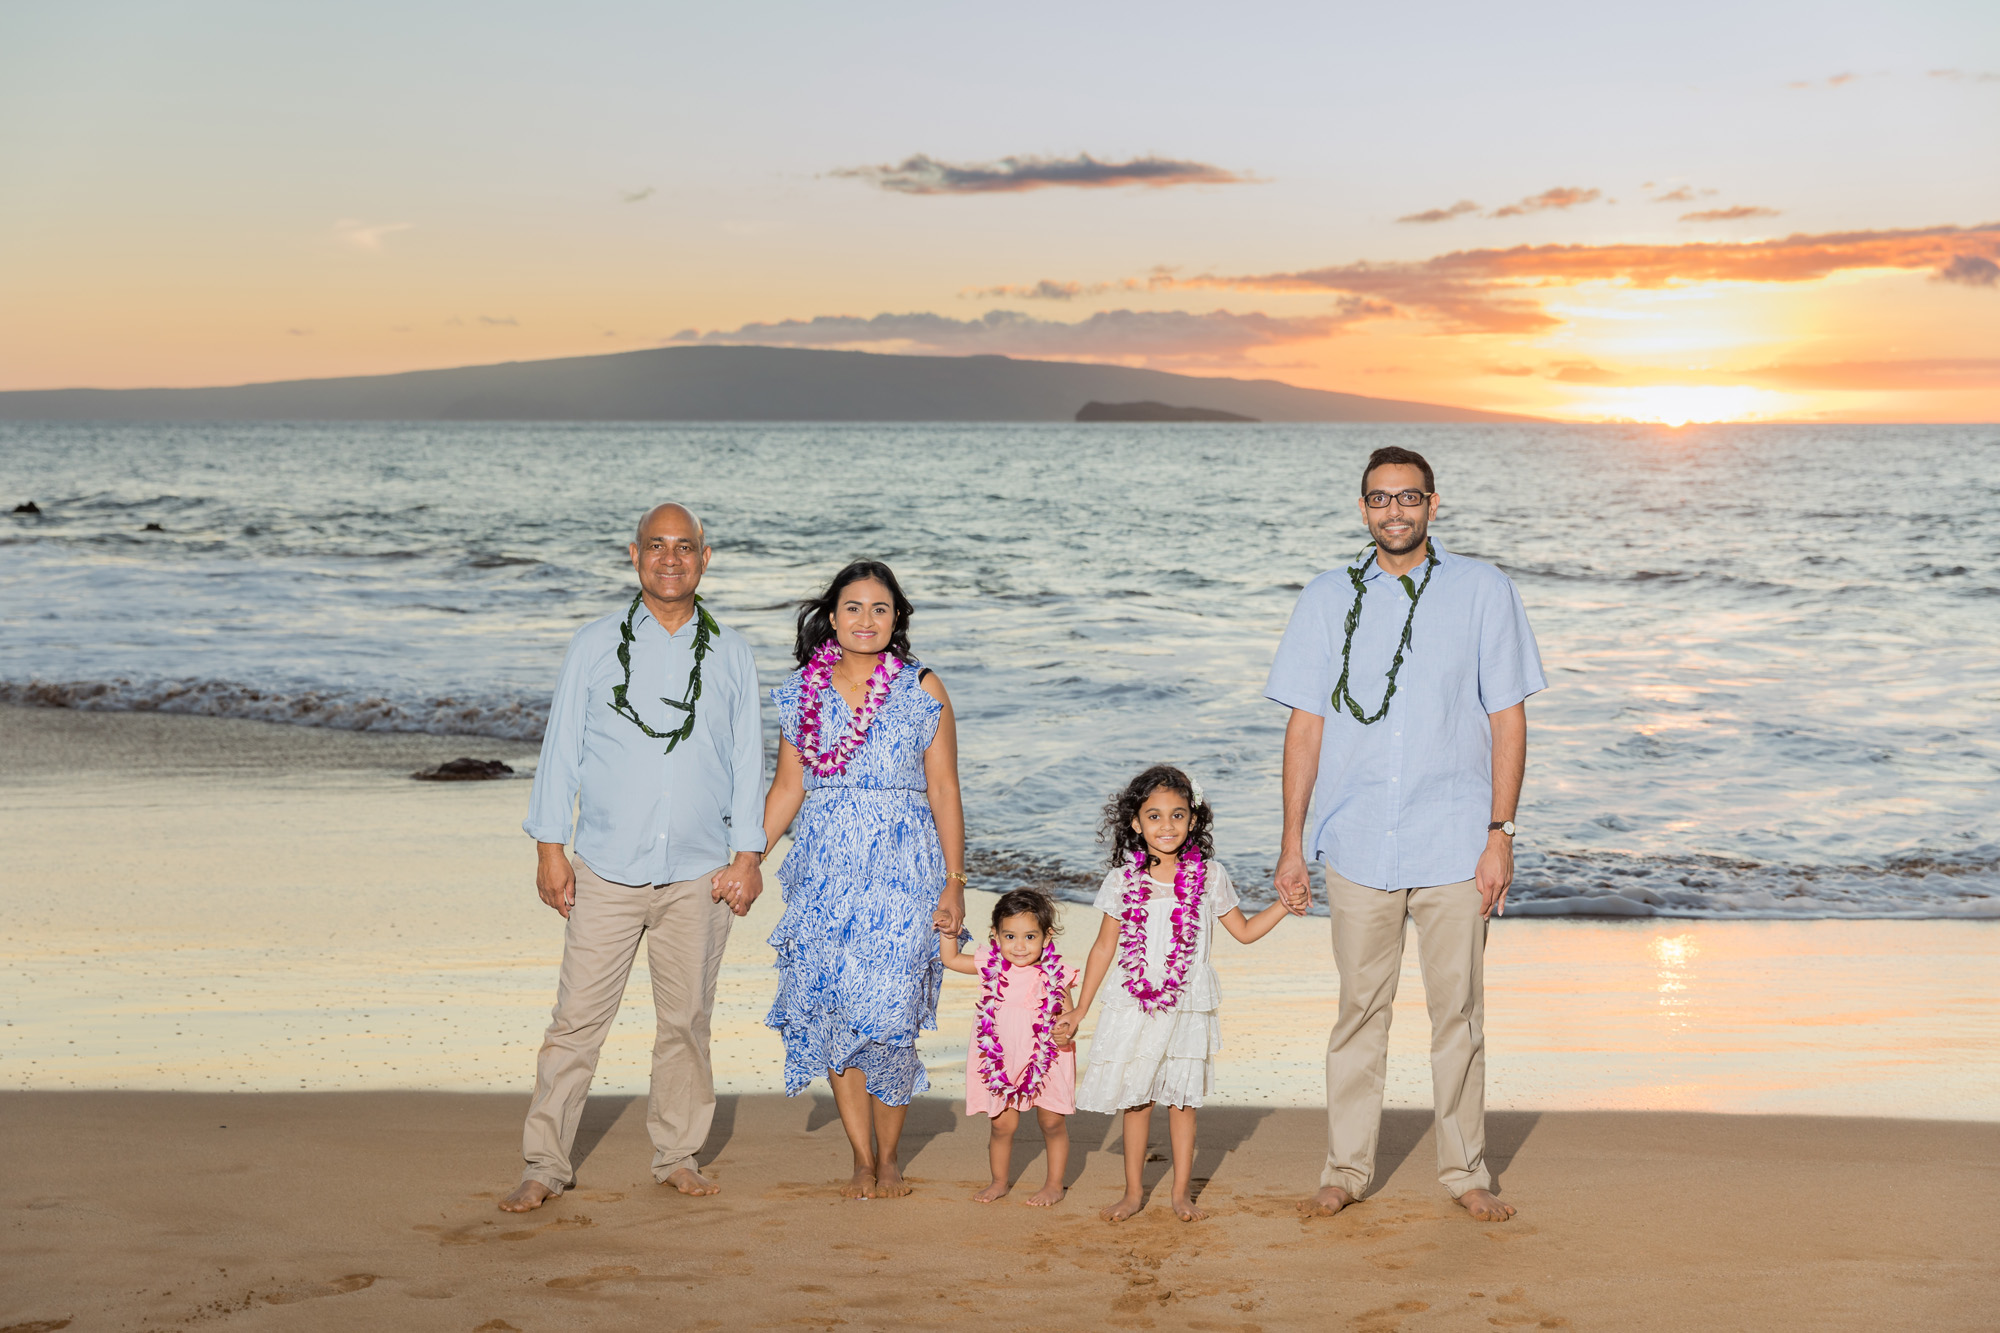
0, 676, 548, 743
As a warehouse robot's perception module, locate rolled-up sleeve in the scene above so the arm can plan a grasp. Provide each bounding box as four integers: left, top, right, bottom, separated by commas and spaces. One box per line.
1265, 579, 1334, 714
727, 642, 767, 855
1476, 574, 1548, 714
522, 627, 591, 844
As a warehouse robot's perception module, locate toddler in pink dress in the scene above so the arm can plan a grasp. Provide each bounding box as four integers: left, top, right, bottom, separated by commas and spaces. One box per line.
941, 888, 1076, 1205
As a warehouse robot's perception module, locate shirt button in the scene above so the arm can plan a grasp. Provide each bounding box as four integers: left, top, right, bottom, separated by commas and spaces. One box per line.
1391, 776, 1399, 782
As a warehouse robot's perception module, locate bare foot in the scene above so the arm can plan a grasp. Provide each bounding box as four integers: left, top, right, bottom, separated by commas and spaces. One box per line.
498, 1181, 552, 1213
1023, 1182, 1066, 1208
1171, 1192, 1207, 1222
1297, 1185, 1355, 1218
1456, 1188, 1516, 1222
1100, 1191, 1144, 1222
841, 1169, 875, 1200
663, 1166, 720, 1196
971, 1180, 1011, 1203
871, 1165, 913, 1198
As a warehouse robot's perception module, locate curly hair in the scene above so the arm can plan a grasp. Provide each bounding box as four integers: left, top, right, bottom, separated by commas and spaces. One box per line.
793, 559, 915, 666
989, 887, 1059, 938
1100, 764, 1215, 872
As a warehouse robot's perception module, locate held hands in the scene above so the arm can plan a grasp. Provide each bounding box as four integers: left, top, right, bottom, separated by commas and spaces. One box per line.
1475, 833, 1514, 919
1051, 1007, 1079, 1047
1274, 848, 1313, 915
711, 852, 765, 918
931, 881, 966, 936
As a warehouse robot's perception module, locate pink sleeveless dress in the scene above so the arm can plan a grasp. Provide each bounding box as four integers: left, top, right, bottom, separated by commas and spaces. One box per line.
965, 959, 1076, 1117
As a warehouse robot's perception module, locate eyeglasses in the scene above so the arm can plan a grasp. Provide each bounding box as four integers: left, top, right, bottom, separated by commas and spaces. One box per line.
1363, 489, 1432, 509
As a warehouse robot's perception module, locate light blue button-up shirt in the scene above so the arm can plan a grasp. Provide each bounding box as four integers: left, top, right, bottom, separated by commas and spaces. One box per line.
1265, 537, 1546, 891
523, 601, 767, 886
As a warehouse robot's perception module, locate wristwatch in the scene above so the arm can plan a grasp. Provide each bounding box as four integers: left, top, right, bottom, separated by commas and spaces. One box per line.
1487, 820, 1516, 837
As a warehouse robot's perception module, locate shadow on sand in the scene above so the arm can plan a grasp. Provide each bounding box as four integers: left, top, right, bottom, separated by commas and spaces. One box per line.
1034, 1104, 1274, 1210
569, 1094, 637, 1173
803, 1093, 961, 1174
1370, 1107, 1541, 1197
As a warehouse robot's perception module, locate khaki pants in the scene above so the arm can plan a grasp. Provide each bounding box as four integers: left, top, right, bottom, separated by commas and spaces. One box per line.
520, 856, 732, 1195
1322, 868, 1491, 1199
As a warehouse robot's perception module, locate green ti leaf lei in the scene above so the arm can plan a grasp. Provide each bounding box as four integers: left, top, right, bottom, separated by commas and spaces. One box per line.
1328, 540, 1440, 726
608, 591, 719, 753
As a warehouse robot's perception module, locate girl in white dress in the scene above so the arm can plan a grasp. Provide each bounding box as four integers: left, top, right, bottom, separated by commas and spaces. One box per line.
1059, 764, 1289, 1222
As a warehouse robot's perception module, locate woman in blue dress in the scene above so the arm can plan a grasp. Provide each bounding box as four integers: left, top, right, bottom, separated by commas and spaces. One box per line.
757, 560, 967, 1199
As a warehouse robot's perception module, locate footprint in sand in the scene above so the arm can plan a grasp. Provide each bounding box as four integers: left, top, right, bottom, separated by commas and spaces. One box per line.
829, 1243, 892, 1262
1, 1322, 74, 1333
1484, 1223, 1540, 1242
415, 1214, 595, 1246
1365, 1240, 1440, 1270
260, 1274, 376, 1305
1485, 1285, 1570, 1328
545, 1265, 643, 1290
1349, 1299, 1430, 1333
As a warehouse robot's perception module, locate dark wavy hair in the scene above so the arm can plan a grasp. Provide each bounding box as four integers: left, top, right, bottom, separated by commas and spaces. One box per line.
1362, 445, 1435, 495
793, 560, 915, 666
1100, 764, 1215, 872
990, 887, 1059, 938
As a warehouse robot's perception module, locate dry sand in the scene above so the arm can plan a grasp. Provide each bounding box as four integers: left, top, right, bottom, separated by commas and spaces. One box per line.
4, 1091, 1997, 1331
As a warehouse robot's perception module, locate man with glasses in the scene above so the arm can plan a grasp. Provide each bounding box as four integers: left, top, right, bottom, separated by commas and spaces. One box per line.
1265, 445, 1545, 1223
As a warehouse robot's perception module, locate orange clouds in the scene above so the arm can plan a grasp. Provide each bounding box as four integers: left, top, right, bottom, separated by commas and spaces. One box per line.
1397, 200, 1480, 224
1681, 205, 1781, 222
1394, 187, 1602, 224
1490, 186, 1601, 218
1732, 358, 2000, 390
1184, 221, 2000, 334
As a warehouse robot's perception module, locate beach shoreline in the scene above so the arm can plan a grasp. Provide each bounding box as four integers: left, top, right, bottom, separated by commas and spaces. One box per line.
5, 703, 1998, 1120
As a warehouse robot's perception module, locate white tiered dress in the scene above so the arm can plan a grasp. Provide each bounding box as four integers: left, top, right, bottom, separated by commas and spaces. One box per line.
1074, 858, 1239, 1112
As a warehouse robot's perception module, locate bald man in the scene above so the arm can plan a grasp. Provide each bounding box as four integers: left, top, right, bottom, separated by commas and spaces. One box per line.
501, 504, 767, 1211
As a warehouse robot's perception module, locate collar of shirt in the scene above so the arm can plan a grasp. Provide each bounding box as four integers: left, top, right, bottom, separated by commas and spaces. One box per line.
633, 601, 704, 641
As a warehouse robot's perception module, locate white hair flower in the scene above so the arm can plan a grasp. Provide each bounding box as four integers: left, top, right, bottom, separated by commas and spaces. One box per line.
1185, 774, 1206, 809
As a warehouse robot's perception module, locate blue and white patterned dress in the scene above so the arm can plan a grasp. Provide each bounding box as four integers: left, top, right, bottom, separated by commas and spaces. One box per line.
765, 662, 947, 1106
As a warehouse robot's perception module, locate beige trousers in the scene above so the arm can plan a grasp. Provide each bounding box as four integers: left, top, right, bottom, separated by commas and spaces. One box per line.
1322, 868, 1491, 1199
520, 856, 732, 1195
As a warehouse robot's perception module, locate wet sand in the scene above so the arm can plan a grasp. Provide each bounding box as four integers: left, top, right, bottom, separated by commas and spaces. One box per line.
6, 705, 1996, 1118
5, 1090, 1997, 1331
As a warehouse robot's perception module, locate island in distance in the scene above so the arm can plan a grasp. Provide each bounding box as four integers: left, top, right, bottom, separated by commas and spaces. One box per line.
1075, 400, 1258, 423
0, 345, 1535, 424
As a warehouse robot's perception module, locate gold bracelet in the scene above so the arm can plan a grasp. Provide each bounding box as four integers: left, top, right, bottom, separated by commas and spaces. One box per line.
944, 871, 967, 884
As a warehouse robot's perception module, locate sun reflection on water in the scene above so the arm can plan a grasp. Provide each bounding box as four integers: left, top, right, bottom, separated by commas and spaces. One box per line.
1648, 932, 1701, 1030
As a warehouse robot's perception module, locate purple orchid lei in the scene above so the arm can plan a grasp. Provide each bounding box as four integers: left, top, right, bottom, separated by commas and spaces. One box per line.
795, 640, 903, 777
1118, 844, 1205, 1015
975, 942, 1070, 1106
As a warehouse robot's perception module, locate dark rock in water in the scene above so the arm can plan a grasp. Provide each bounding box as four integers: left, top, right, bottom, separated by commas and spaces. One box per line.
1075, 400, 1258, 423
142, 522, 165, 532
13, 500, 40, 514
412, 757, 516, 781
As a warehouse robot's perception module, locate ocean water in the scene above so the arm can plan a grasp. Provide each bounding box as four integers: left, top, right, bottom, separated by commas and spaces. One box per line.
2, 420, 1996, 919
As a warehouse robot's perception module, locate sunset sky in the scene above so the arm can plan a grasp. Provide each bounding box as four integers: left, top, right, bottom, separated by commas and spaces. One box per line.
3, 1, 1996, 422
